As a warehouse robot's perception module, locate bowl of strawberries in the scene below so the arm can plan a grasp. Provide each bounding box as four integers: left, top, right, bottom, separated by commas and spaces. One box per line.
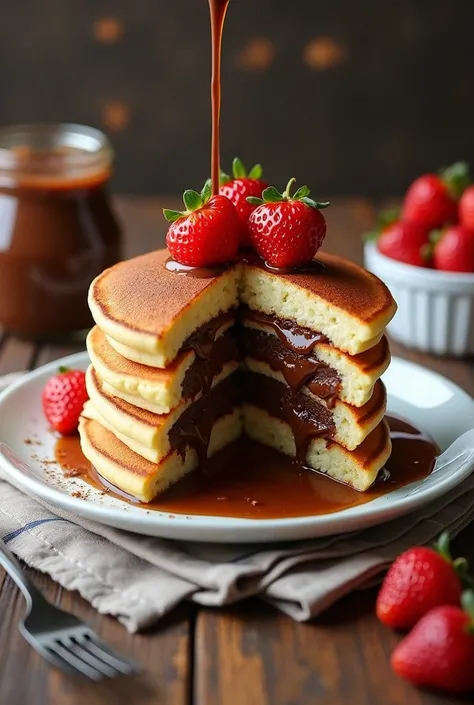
364, 162, 474, 357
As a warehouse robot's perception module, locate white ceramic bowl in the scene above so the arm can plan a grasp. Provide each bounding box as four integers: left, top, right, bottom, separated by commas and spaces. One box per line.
364, 241, 474, 356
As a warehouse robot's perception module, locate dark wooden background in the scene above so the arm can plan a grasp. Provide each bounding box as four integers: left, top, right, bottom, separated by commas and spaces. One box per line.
1, 0, 473, 196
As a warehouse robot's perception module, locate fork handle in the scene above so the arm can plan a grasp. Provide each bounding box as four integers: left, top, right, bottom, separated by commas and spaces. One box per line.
0, 537, 43, 610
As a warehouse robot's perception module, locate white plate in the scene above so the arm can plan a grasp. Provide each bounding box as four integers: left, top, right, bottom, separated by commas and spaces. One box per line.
0, 352, 473, 543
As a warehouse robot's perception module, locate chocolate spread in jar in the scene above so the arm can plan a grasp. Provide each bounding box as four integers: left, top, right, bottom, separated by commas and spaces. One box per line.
0, 124, 122, 339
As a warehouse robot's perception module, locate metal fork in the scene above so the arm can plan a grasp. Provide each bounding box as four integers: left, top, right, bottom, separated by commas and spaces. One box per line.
0, 537, 141, 680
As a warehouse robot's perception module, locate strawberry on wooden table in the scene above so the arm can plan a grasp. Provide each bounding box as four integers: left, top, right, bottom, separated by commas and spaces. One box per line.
42, 367, 88, 435
402, 161, 470, 230
392, 592, 474, 694
219, 157, 268, 247
246, 178, 329, 269
164, 181, 241, 267
432, 225, 474, 273
376, 532, 465, 630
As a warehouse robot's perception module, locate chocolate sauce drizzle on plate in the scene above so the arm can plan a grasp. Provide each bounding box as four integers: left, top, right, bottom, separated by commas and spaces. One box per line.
55, 415, 438, 520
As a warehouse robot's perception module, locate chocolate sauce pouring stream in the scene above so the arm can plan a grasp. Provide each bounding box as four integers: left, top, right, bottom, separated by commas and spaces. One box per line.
208, 0, 231, 194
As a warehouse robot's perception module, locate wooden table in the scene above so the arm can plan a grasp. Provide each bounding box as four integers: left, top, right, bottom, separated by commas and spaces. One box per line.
0, 197, 473, 705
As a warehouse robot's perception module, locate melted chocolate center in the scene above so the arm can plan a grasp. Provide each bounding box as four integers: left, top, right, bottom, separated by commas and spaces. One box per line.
241, 307, 329, 354
158, 308, 343, 466
169, 375, 240, 469
183, 310, 235, 359
242, 372, 335, 462
241, 324, 340, 405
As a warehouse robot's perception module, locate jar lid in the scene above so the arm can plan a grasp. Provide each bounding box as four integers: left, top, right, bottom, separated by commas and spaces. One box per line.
0, 123, 113, 187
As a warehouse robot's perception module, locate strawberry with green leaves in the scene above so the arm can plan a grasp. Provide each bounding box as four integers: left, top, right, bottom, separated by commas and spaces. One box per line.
376, 532, 466, 631
365, 209, 432, 267
163, 181, 240, 267
378, 220, 432, 267
246, 178, 330, 269
392, 592, 474, 694
402, 161, 470, 230
219, 158, 268, 247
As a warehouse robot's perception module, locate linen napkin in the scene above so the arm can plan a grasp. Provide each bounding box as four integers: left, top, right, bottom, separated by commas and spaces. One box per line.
1, 372, 474, 633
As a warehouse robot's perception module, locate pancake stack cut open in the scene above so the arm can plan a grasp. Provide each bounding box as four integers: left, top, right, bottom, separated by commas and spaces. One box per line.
80, 248, 397, 503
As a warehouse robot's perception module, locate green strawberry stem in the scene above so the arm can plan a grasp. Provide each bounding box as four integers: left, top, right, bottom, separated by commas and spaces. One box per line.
440, 161, 471, 200
420, 228, 444, 261
420, 243, 433, 262
436, 531, 454, 561
163, 180, 212, 223
461, 591, 474, 633
220, 158, 263, 185
435, 532, 474, 589
282, 177, 297, 199
246, 178, 330, 210
58, 366, 70, 374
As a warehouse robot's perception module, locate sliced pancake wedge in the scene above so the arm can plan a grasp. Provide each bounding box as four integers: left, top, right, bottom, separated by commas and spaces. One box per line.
87, 325, 239, 414
79, 413, 242, 502
89, 249, 241, 366
242, 371, 386, 452
242, 319, 390, 407
243, 405, 391, 491
241, 252, 397, 355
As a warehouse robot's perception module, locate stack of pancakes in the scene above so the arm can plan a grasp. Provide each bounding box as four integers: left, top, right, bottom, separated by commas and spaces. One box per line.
80, 249, 396, 502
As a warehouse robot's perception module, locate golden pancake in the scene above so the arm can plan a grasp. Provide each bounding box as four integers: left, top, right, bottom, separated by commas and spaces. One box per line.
79, 413, 242, 502
84, 365, 242, 462
89, 249, 240, 366
89, 249, 396, 364
87, 325, 239, 413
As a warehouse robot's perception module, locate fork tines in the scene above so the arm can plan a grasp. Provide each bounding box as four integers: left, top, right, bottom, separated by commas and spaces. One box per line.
37, 627, 141, 680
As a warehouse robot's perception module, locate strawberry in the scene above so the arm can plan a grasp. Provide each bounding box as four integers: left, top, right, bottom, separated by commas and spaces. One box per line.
163, 181, 240, 267
391, 593, 474, 694
376, 220, 431, 267
219, 158, 268, 247
402, 162, 470, 230
459, 185, 474, 231
376, 533, 465, 630
42, 367, 88, 435
246, 178, 329, 269
433, 225, 474, 273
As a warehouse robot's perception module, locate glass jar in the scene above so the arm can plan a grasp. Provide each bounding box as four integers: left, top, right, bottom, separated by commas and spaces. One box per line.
0, 123, 123, 339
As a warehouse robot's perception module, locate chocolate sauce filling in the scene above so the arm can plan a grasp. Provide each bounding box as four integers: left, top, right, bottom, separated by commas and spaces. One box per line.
240, 306, 329, 354
169, 375, 240, 468
242, 372, 335, 462
182, 330, 238, 398
241, 326, 341, 406
169, 307, 345, 466
183, 310, 236, 359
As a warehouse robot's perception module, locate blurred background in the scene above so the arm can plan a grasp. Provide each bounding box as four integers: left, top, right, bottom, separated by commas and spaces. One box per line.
1, 0, 472, 197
